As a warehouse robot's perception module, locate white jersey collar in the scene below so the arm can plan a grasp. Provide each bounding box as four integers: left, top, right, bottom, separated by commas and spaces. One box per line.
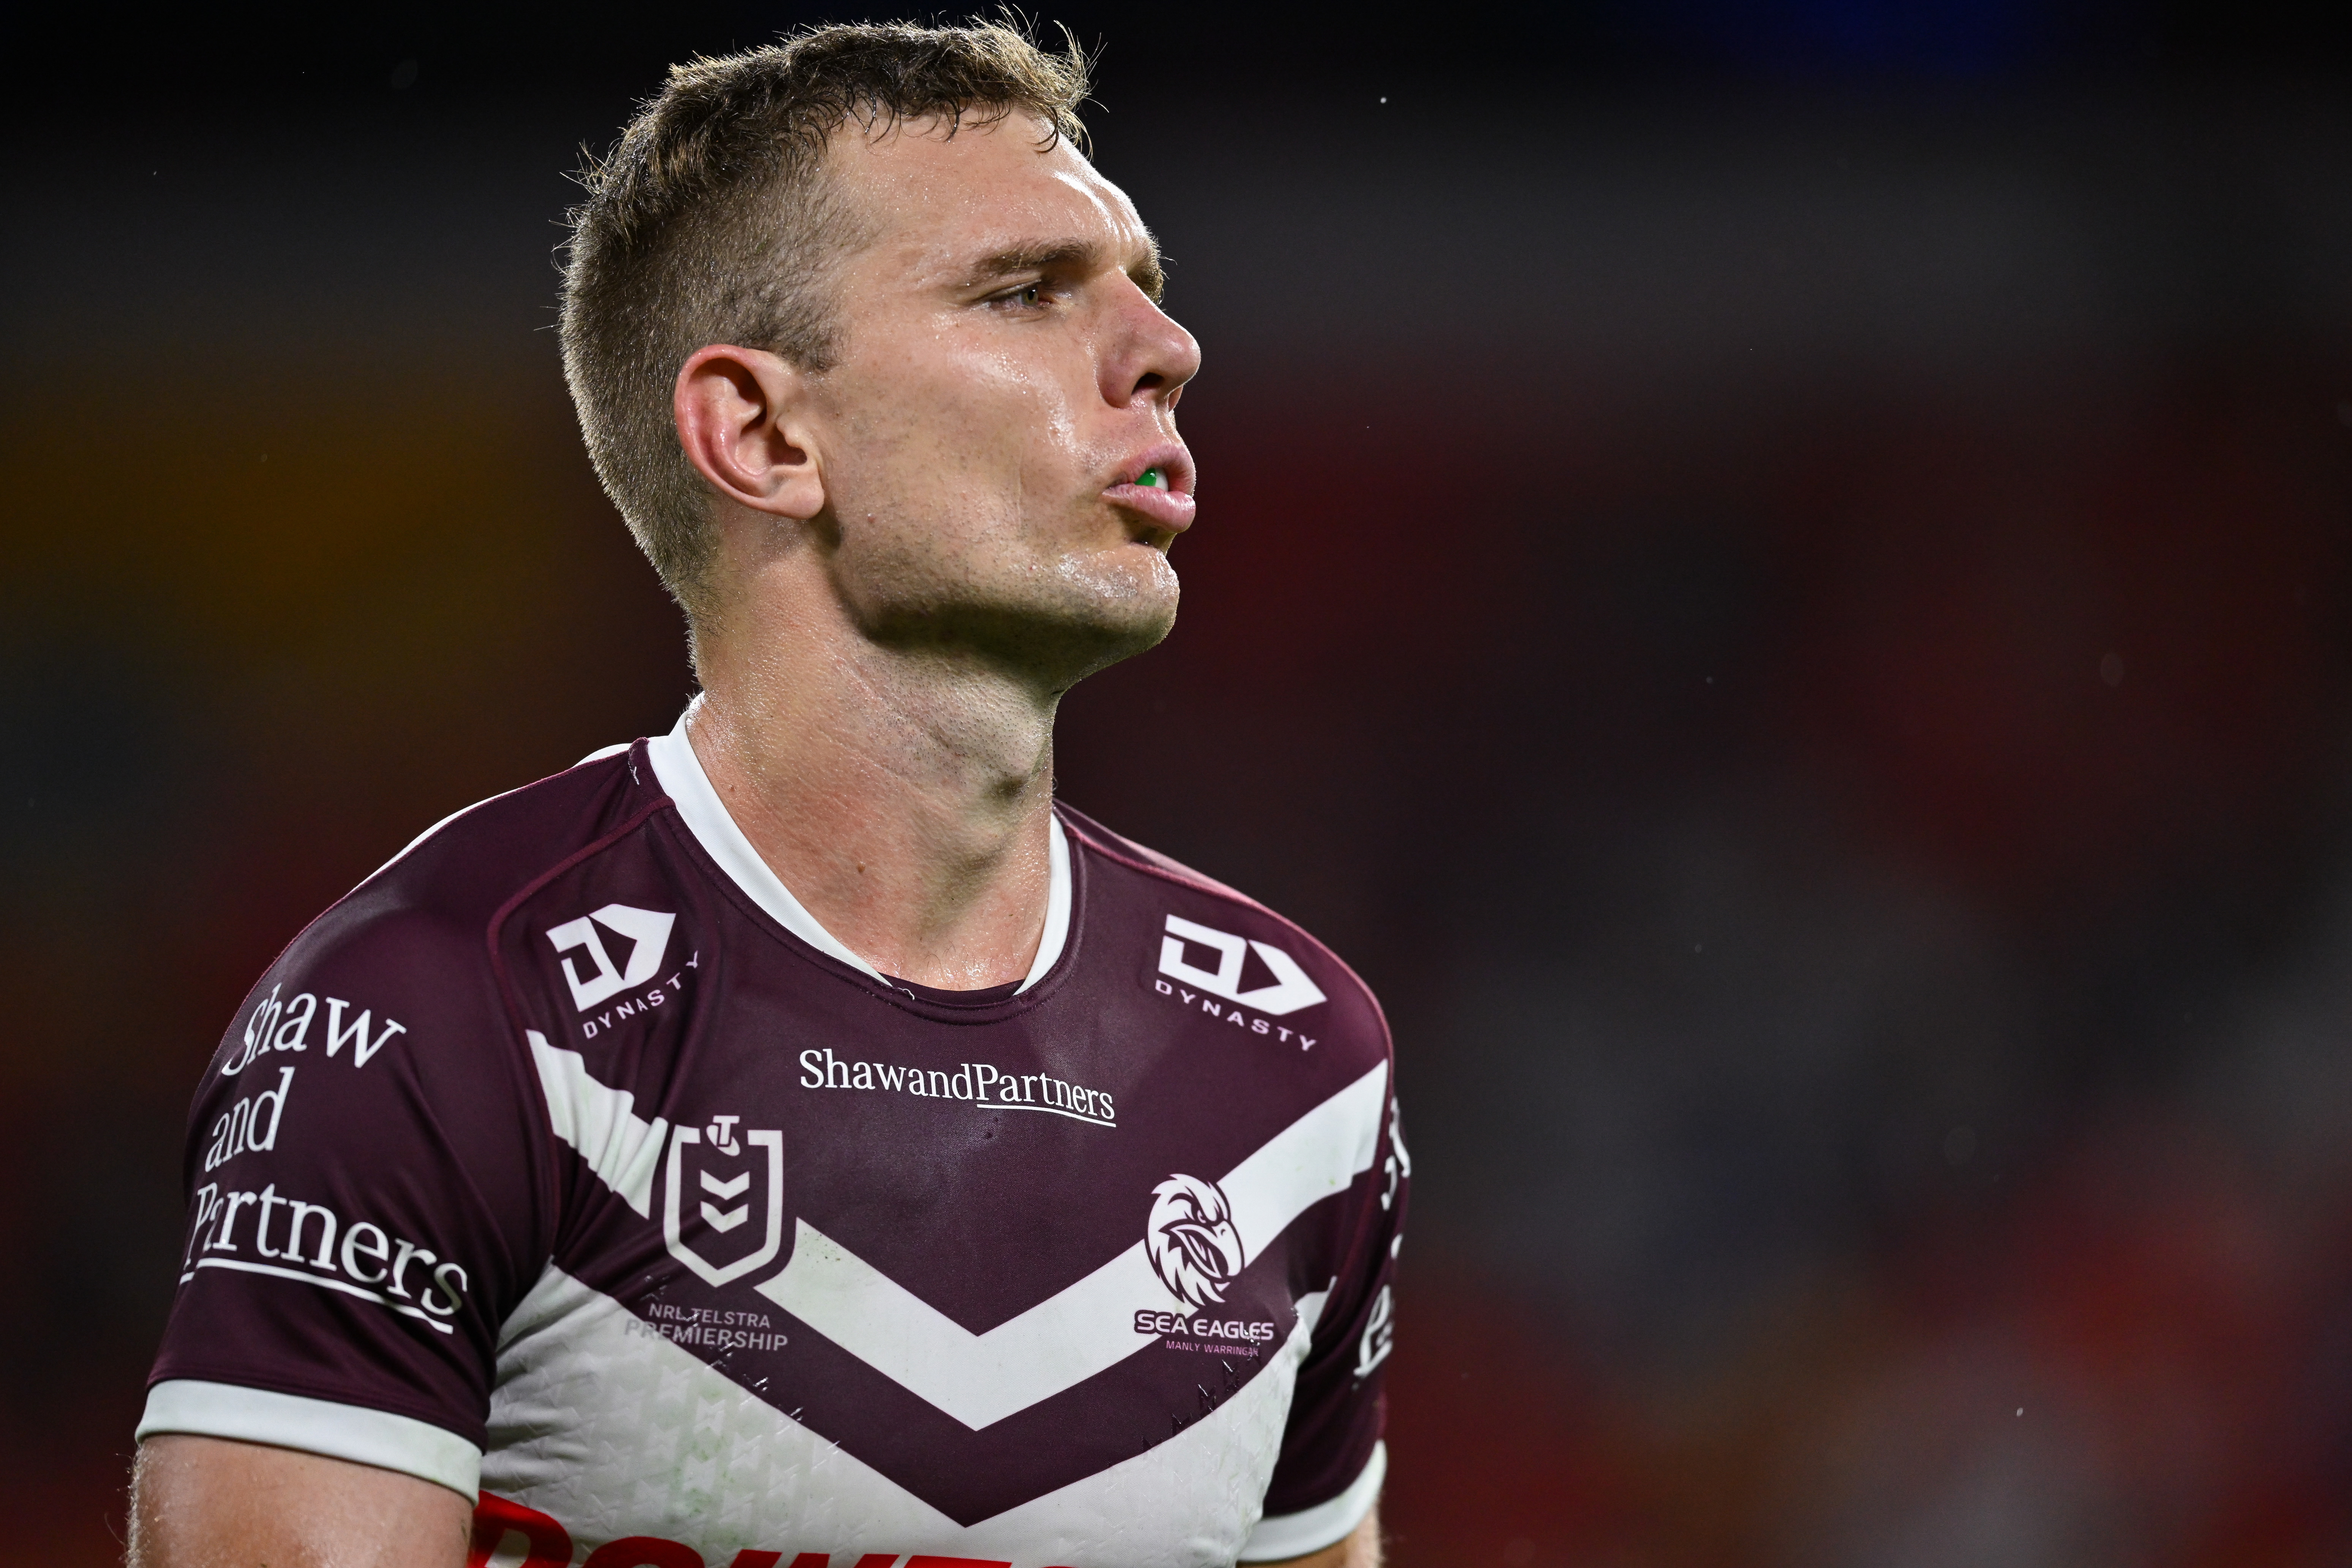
641, 706, 1069, 995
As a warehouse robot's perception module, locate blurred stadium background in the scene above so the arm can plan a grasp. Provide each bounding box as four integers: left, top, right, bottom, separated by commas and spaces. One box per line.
6, 3, 2352, 1562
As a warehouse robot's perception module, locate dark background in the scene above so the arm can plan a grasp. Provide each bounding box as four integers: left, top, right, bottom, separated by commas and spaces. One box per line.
7, 3, 2352, 1562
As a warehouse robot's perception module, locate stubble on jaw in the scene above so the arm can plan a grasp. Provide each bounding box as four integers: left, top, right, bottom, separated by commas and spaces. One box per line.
800, 427, 1184, 697
810, 380, 1181, 688
823, 506, 1181, 692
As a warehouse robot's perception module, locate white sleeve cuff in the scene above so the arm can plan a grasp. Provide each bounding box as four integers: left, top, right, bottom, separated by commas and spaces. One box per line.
1239, 1440, 1386, 1562
137, 1379, 481, 1499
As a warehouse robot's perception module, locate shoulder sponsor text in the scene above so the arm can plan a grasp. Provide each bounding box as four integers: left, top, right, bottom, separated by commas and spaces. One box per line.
180, 1180, 470, 1334
223, 985, 410, 1078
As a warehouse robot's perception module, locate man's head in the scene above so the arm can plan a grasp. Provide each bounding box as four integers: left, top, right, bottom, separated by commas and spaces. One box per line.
562, 21, 1199, 686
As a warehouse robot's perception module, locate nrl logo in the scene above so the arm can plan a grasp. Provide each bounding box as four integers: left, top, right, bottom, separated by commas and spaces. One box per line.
664, 1115, 784, 1288
1146, 1174, 1246, 1308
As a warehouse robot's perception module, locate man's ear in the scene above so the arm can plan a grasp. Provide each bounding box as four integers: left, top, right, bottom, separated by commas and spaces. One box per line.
673, 345, 826, 521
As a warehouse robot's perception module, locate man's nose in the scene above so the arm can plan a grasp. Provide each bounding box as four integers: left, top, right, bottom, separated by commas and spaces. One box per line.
1103, 282, 1201, 409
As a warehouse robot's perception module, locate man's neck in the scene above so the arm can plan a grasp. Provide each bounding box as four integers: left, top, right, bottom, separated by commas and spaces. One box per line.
684, 599, 1059, 992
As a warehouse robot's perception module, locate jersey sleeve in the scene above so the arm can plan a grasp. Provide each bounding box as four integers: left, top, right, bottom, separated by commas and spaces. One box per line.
138, 877, 556, 1498
1241, 1081, 1409, 1561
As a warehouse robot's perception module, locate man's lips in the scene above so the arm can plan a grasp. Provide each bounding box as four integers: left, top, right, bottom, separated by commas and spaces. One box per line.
1102, 443, 1197, 533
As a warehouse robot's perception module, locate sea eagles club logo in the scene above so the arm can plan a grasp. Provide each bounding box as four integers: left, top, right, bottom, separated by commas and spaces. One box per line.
664, 1116, 784, 1288
1146, 1174, 1246, 1308
547, 903, 676, 1012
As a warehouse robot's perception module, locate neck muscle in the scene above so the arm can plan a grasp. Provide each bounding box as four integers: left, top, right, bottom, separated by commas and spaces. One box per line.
686, 573, 1059, 991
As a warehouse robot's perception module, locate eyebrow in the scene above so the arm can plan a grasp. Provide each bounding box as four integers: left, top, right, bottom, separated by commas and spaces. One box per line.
963, 237, 1167, 303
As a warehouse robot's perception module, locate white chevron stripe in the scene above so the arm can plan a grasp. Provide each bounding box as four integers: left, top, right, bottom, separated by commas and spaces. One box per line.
528, 1031, 668, 1218
481, 1262, 1331, 1562
756, 1060, 1388, 1429
1221, 1061, 1390, 1259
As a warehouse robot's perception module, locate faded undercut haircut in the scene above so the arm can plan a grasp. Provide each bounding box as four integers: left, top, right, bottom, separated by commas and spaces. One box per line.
560, 20, 1092, 618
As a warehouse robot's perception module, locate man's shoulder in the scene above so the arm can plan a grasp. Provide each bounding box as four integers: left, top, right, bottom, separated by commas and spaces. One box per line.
324, 747, 651, 939
226, 748, 657, 1063
1057, 802, 1393, 1060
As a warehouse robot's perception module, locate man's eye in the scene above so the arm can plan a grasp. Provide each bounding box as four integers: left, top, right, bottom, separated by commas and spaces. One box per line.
995, 283, 1047, 310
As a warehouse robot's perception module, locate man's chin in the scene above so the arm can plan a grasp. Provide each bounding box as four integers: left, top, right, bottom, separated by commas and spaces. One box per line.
1003, 589, 1179, 687
859, 574, 1177, 687
1054, 552, 1181, 651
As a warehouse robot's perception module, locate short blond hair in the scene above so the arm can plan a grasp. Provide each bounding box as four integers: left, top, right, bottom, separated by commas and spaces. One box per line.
560, 20, 1091, 616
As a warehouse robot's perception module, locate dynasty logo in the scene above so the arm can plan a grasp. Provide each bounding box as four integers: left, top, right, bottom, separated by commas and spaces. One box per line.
547, 904, 676, 1012
1156, 915, 1326, 1017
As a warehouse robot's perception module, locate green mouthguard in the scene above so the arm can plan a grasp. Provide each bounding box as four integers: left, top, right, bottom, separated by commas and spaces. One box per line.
1136, 467, 1166, 489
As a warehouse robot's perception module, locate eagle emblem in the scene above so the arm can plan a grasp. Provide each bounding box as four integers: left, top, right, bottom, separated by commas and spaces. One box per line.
1146, 1173, 1246, 1308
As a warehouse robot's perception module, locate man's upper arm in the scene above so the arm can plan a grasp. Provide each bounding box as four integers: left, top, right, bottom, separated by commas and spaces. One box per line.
1241, 1066, 1409, 1563
138, 882, 555, 1496
131, 1434, 472, 1568
1265, 1506, 1383, 1568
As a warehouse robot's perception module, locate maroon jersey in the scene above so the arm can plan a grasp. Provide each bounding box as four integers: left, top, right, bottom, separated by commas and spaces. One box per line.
141, 714, 1407, 1567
